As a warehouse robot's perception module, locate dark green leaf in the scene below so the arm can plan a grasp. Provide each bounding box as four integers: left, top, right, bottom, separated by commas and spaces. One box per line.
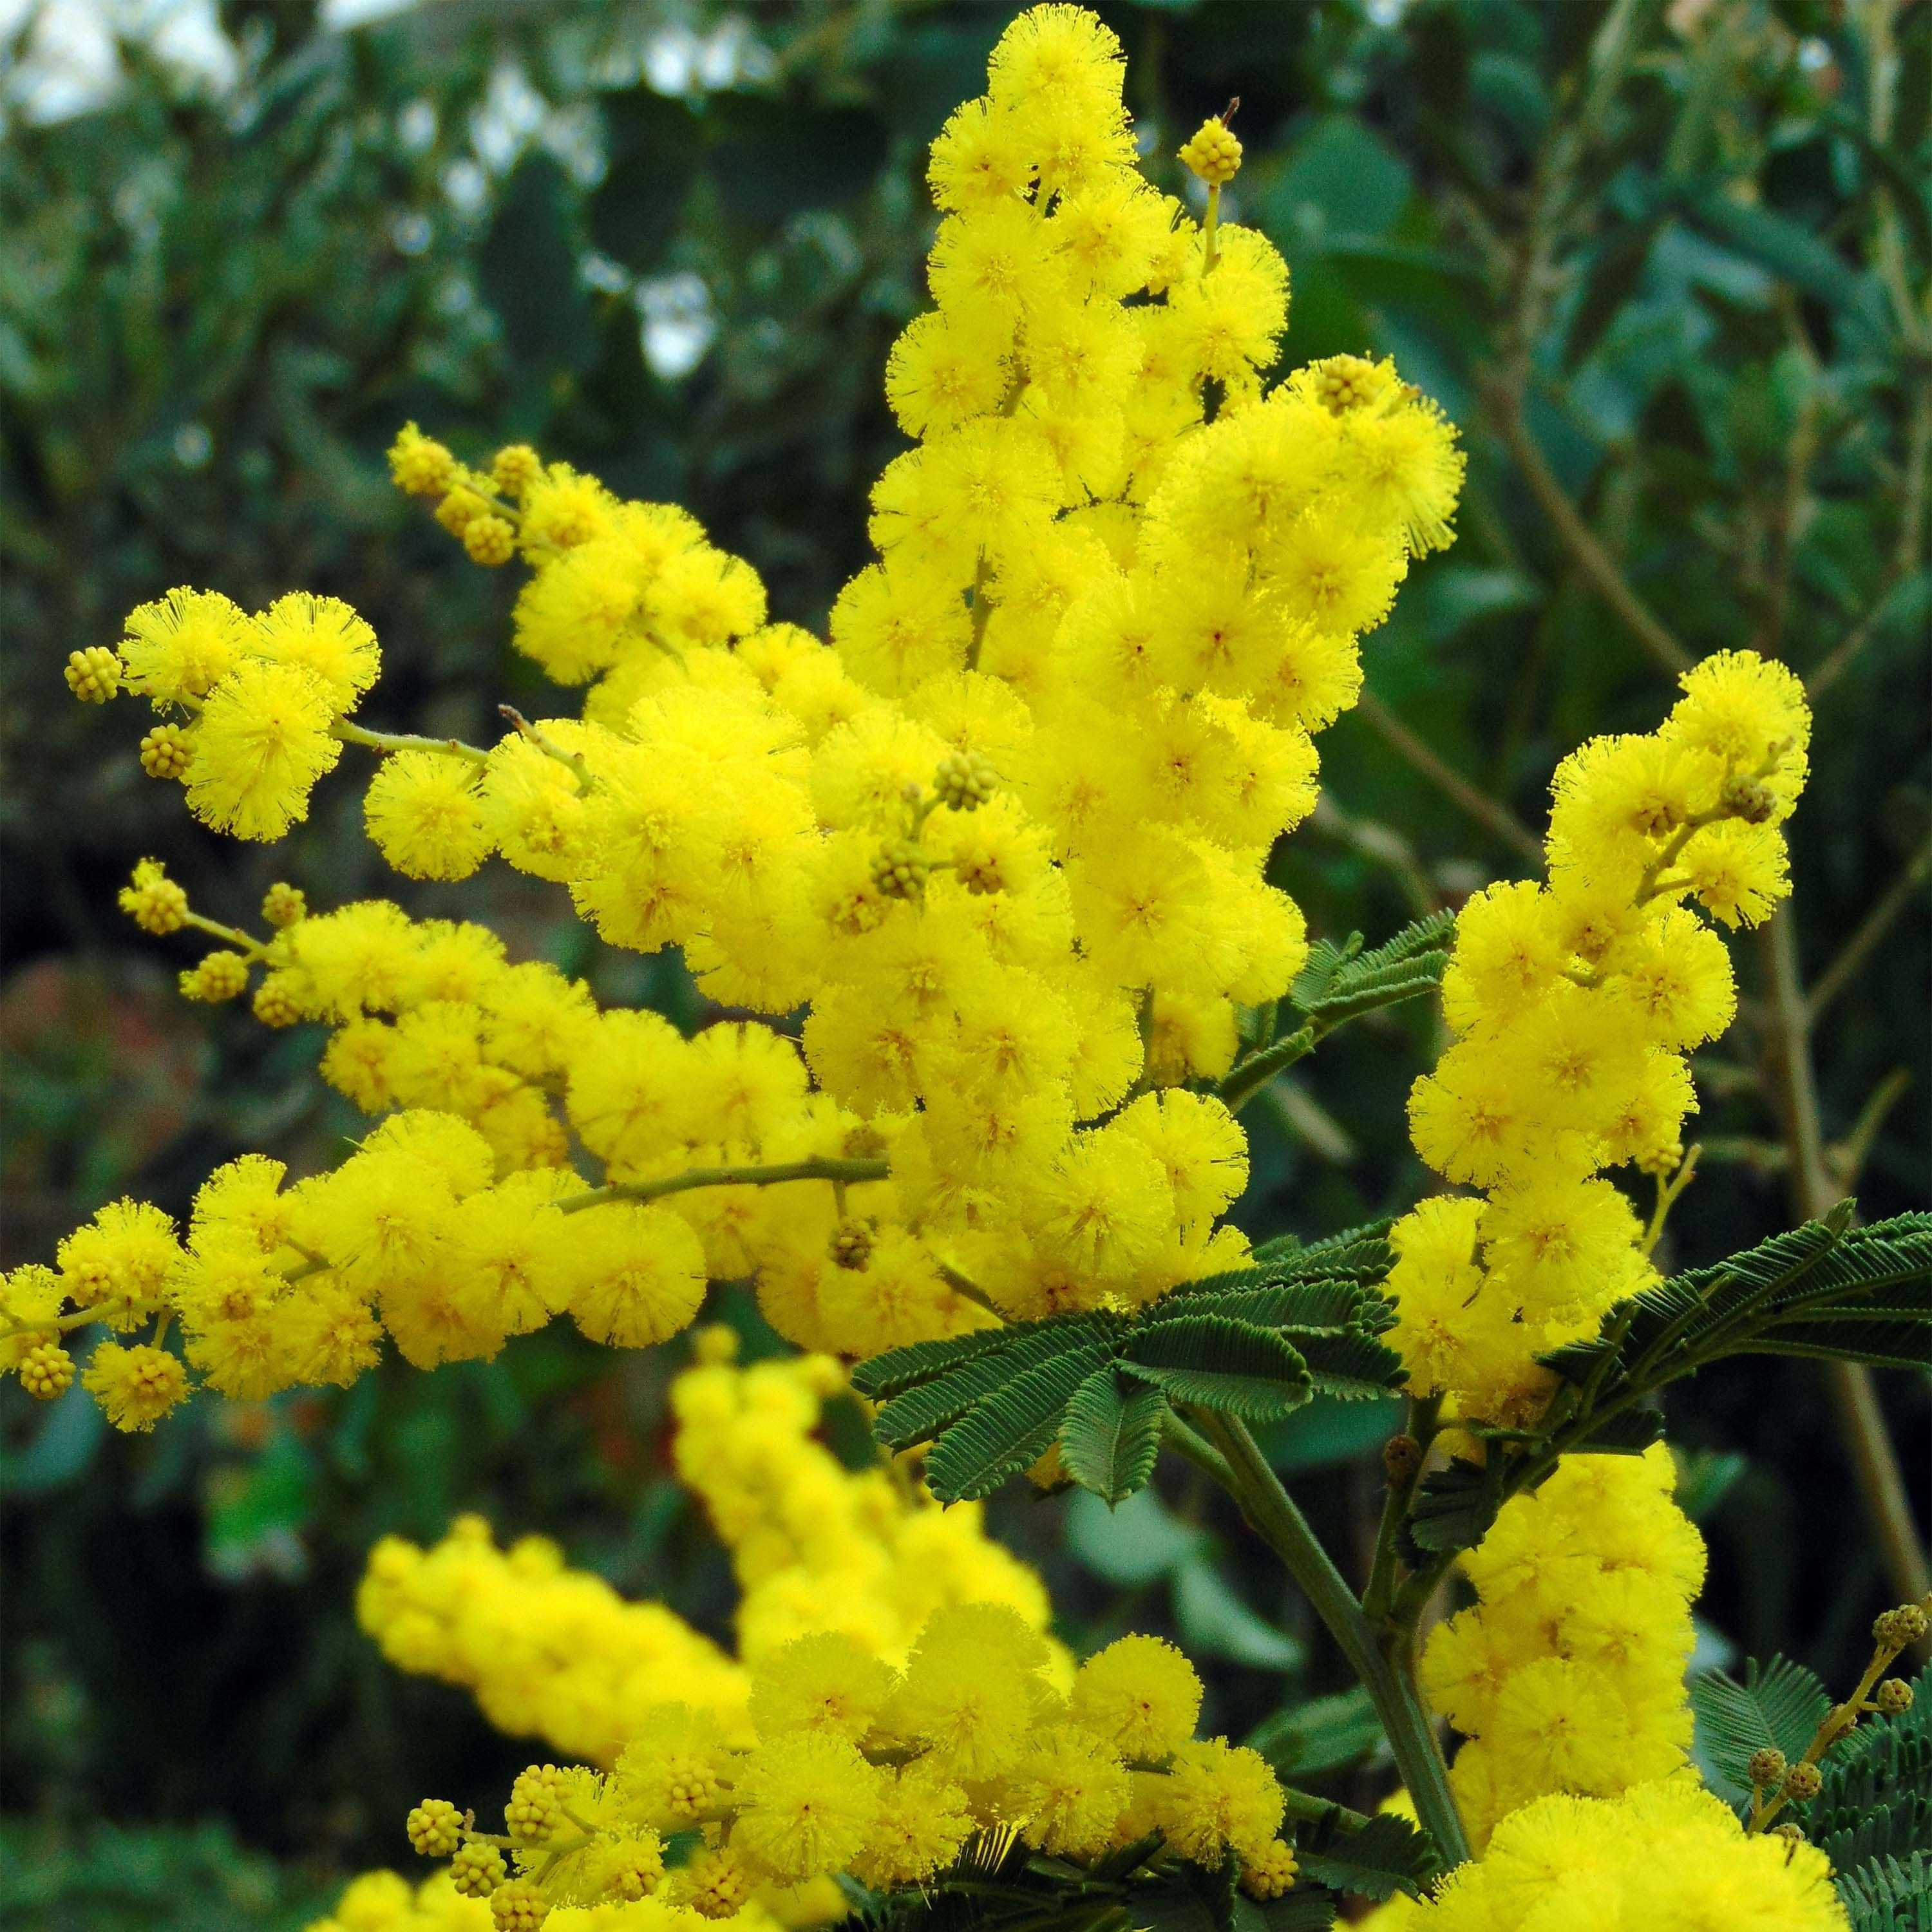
922, 1340, 1115, 1502
1835, 1852, 1932, 1932
1564, 218, 1663, 369
873, 1325, 1090, 1451
1294, 1329, 1408, 1402
1247, 1685, 1383, 1776
1057, 1367, 1169, 1507
1122, 1318, 1313, 1422
1404, 1454, 1507, 1557
1253, 1895, 1338, 1932
852, 1325, 1018, 1401
1293, 1811, 1441, 1901
1292, 911, 1455, 1027
1173, 1558, 1303, 1670
1573, 1402, 1663, 1454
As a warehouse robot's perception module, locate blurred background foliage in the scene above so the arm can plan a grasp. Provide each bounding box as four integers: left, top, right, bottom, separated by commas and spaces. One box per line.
1, 0, 1927, 1920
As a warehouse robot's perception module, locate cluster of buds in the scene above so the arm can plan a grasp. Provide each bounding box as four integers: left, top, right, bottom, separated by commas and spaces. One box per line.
1748, 1596, 1929, 1835
870, 753, 1001, 902
408, 1768, 670, 1932
388, 422, 540, 567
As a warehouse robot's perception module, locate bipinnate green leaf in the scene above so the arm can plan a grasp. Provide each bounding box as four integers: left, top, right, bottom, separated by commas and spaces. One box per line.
1293, 1810, 1442, 1901
1218, 914, 1452, 1112
1122, 1317, 1314, 1421
1541, 1208, 1932, 1404
1290, 910, 1455, 1023
871, 1324, 1089, 1451
1691, 1655, 1833, 1798
922, 1340, 1115, 1501
1835, 1852, 1932, 1932
1057, 1367, 1170, 1507
855, 1218, 1401, 1503
1402, 1454, 1506, 1558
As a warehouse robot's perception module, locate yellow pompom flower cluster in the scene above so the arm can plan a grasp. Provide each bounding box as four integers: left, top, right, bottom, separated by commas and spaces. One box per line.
343, 1349, 1297, 1932
1387, 650, 1811, 1421
28, 3, 1464, 1423
306, 1871, 493, 1932
1358, 1777, 1844, 1931
1416, 1446, 1705, 1847
356, 1347, 1054, 1768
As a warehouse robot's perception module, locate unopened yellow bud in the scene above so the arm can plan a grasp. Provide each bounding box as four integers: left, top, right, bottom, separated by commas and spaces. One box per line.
1310, 354, 1386, 415
252, 980, 301, 1028
1719, 775, 1777, 824
406, 1799, 464, 1857
506, 1763, 569, 1841
119, 860, 189, 936
20, 1341, 75, 1400
1178, 117, 1242, 186
605, 1835, 665, 1900
138, 724, 194, 779
180, 952, 250, 1004
934, 749, 998, 811
464, 515, 516, 566
388, 422, 458, 498
682, 1847, 754, 1920
491, 444, 542, 497
1240, 1839, 1298, 1900
871, 837, 930, 900
65, 645, 122, 703
1875, 1604, 1929, 1652
1781, 1762, 1821, 1803
262, 882, 307, 927
691, 1323, 740, 1365
489, 1879, 549, 1932
435, 487, 492, 537
1747, 1747, 1788, 1788
1875, 1678, 1915, 1717
450, 1841, 506, 1897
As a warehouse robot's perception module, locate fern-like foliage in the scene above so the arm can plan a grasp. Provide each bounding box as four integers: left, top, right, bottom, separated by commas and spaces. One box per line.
840, 1826, 1350, 1932
1813, 1665, 1932, 1906
1542, 1206, 1932, 1406
1836, 1853, 1932, 1932
1216, 913, 1454, 1113
1290, 1810, 1441, 1901
1692, 1658, 1932, 1922
1392, 1205, 1928, 1564
839, 1805, 1443, 1932
1289, 909, 1456, 1029
1690, 1655, 1833, 1799
853, 1225, 1406, 1504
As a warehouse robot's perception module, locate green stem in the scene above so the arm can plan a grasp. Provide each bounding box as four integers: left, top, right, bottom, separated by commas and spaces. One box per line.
181, 909, 270, 961
1276, 1788, 1372, 1832
1182, 1409, 1471, 1866
1215, 1024, 1316, 1115
1202, 184, 1223, 274
330, 719, 490, 768
556, 1156, 890, 1216
965, 558, 991, 674
1363, 1394, 1439, 1624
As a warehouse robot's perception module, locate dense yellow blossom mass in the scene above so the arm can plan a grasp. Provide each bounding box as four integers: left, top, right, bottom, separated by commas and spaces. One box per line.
11, 9, 1867, 1930
1358, 1776, 1846, 1931
347, 1347, 1296, 1929
6, 0, 1470, 1422
1386, 649, 1810, 1422
1417, 1446, 1704, 1847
